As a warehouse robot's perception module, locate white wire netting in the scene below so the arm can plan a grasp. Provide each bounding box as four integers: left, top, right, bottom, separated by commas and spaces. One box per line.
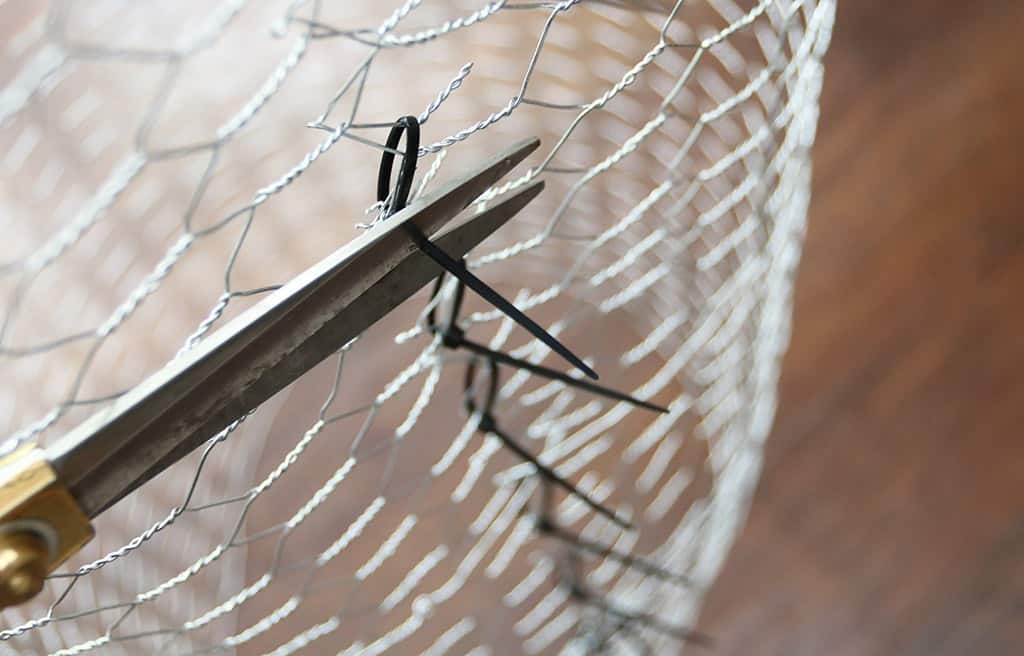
0, 0, 833, 653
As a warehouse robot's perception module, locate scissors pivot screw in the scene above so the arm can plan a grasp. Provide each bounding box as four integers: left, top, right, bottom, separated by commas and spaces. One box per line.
0, 531, 48, 606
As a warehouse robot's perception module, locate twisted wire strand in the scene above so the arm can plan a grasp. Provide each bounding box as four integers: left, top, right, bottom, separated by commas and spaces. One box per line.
0, 0, 834, 653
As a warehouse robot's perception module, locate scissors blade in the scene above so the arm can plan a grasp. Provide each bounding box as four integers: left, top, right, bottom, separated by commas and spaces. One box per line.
397, 137, 540, 238
47, 177, 545, 518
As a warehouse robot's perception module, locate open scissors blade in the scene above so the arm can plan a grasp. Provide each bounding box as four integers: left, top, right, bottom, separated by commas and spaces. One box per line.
46, 139, 544, 518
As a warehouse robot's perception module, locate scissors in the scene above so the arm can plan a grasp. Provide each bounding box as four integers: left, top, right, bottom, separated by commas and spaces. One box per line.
0, 136, 550, 605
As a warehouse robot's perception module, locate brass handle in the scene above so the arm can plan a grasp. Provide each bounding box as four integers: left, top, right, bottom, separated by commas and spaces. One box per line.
0, 443, 94, 608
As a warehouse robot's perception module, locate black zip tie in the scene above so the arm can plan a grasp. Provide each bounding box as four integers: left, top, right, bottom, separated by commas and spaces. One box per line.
536, 515, 693, 588
568, 583, 714, 648
608, 617, 648, 655
428, 275, 668, 413
378, 115, 599, 380
462, 357, 632, 530
573, 612, 650, 656
572, 611, 625, 655
558, 548, 642, 654
615, 623, 655, 656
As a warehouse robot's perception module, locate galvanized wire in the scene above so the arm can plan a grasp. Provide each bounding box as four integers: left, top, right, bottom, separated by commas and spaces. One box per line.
0, 1, 833, 653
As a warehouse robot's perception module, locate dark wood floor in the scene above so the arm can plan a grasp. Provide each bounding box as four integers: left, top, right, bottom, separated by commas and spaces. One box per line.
696, 1, 1024, 654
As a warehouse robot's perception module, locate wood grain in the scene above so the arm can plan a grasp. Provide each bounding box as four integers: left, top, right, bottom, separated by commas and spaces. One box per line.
695, 1, 1024, 653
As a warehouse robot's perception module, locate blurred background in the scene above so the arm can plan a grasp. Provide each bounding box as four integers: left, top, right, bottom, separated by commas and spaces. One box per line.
697, 1, 1024, 653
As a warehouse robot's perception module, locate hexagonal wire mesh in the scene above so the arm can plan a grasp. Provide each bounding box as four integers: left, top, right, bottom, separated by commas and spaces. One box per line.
0, 0, 833, 653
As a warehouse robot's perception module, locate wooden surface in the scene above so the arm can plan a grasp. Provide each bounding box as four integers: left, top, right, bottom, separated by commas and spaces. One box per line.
696, 1, 1024, 654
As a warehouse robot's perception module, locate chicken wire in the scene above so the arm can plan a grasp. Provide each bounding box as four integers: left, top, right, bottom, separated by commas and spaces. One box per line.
0, 0, 833, 653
